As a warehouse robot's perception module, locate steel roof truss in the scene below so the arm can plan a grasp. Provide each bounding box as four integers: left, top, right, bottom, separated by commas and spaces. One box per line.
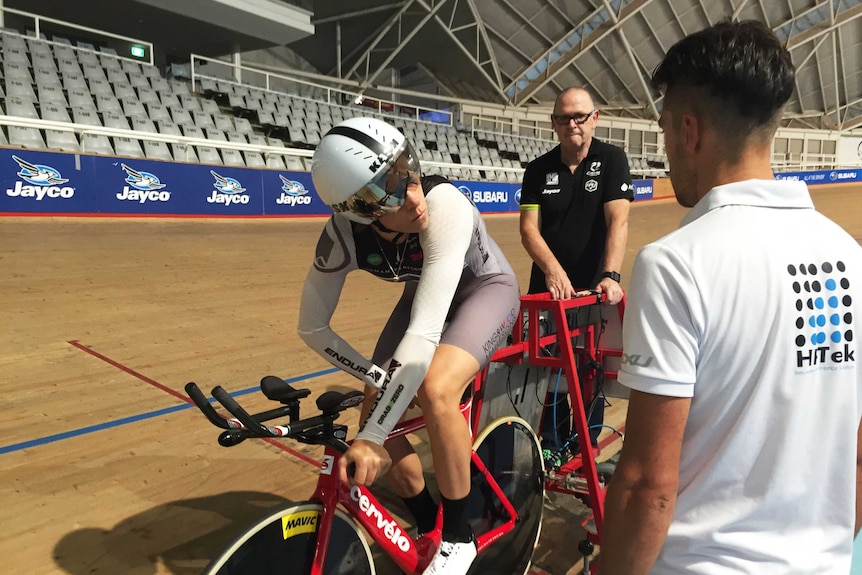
512, 0, 658, 106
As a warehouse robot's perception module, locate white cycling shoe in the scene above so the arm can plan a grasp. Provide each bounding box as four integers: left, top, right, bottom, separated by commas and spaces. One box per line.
421, 537, 477, 575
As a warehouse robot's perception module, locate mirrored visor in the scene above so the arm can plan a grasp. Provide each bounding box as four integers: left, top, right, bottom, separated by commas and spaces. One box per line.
333, 140, 421, 219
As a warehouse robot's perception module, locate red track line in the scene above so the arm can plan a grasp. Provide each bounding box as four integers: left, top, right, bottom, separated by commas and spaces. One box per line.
67, 339, 321, 469
68, 339, 190, 402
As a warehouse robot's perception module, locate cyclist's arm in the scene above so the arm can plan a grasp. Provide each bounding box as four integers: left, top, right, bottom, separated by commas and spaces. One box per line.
356, 183, 474, 444
297, 217, 375, 383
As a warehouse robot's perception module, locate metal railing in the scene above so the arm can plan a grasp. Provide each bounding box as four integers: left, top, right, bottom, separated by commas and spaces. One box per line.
188, 54, 453, 127
0, 6, 154, 67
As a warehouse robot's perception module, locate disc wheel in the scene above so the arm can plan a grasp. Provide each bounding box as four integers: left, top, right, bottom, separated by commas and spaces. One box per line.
467, 416, 544, 575
203, 501, 375, 575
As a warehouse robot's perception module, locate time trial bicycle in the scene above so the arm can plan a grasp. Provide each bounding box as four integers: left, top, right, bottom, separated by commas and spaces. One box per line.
185, 374, 544, 575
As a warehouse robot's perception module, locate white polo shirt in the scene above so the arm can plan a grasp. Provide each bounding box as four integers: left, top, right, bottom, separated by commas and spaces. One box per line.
619, 179, 862, 574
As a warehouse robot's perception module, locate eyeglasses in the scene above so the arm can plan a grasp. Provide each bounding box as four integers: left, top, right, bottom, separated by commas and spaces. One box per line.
551, 110, 596, 126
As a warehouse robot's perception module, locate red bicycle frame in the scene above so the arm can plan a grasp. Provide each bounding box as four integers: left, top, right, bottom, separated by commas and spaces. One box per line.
305, 404, 517, 574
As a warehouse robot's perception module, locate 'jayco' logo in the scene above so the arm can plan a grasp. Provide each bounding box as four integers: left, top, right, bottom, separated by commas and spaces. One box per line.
208, 171, 249, 205
6, 155, 75, 200
116, 163, 170, 203
790, 261, 855, 369
275, 175, 312, 206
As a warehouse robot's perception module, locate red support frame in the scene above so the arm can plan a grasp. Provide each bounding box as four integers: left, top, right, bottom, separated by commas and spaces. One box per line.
475, 291, 626, 559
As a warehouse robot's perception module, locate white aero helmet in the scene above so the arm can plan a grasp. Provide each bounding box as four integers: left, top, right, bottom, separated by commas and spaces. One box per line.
311, 117, 421, 224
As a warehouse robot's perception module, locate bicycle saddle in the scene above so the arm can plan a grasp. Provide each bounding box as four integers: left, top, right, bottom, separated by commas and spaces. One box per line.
260, 375, 311, 402
316, 390, 365, 413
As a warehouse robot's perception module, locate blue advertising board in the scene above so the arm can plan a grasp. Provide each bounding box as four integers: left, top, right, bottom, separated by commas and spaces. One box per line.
2, 150, 97, 213
775, 168, 861, 184
631, 179, 654, 201
451, 180, 520, 213
1, 147, 704, 216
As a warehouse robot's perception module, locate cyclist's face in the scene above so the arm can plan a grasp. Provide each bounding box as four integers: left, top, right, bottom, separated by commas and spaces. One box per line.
375, 178, 427, 233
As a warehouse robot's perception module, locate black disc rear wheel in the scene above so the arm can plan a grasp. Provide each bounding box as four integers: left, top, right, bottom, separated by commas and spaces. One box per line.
467, 416, 544, 575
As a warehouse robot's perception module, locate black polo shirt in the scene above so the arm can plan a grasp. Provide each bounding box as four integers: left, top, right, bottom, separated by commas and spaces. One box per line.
520, 138, 633, 293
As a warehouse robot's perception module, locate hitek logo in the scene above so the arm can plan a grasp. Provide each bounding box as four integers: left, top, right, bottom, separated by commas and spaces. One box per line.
789, 261, 854, 368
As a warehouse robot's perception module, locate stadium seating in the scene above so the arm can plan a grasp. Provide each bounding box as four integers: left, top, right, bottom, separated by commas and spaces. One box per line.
0, 25, 668, 181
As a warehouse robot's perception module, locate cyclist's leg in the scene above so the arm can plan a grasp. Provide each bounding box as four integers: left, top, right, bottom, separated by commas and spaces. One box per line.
418, 275, 519, 575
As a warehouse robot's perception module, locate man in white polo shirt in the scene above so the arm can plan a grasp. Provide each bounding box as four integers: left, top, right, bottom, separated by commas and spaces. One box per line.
601, 20, 862, 575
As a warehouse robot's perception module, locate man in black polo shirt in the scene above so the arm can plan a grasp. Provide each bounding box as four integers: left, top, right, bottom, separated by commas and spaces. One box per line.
520, 87, 633, 301
519, 87, 633, 451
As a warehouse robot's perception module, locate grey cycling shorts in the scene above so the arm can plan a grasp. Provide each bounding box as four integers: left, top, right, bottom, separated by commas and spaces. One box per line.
372, 274, 520, 369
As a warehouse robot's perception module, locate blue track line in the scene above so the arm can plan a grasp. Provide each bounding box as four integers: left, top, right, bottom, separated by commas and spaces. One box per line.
0, 367, 338, 456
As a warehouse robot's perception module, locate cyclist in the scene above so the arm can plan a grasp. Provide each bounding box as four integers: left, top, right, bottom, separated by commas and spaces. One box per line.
297, 117, 520, 575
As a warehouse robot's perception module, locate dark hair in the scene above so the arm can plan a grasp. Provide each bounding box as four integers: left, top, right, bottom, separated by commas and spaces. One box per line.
651, 20, 795, 135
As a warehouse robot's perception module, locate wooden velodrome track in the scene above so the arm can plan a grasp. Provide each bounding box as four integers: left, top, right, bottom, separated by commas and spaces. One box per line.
2, 181, 860, 575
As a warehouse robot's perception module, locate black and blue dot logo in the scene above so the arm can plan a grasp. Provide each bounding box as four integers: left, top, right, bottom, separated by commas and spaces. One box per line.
790, 261, 854, 367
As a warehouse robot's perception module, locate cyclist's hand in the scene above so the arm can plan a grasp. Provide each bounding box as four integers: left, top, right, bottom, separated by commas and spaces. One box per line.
595, 277, 624, 305
338, 439, 392, 486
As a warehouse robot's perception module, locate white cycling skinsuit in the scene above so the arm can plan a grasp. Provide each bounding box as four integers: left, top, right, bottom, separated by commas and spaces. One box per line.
298, 175, 519, 444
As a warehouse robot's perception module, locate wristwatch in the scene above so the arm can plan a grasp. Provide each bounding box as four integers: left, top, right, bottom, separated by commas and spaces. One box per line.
600, 271, 621, 283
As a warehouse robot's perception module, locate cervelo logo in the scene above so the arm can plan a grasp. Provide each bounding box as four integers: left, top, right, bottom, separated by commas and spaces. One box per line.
349, 486, 411, 552
116, 163, 170, 203
7, 155, 75, 200
208, 171, 249, 205
276, 174, 312, 206
457, 184, 508, 204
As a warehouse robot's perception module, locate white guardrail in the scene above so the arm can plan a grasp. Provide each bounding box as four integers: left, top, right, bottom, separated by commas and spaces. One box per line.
0, 115, 527, 176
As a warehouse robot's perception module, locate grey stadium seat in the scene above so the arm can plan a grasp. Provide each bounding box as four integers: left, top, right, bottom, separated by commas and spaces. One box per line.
143, 141, 173, 162
221, 149, 245, 167
196, 146, 222, 165
147, 103, 172, 124
8, 126, 47, 149
266, 155, 287, 170
103, 112, 131, 130
137, 86, 160, 106
68, 90, 97, 112
157, 121, 182, 137
113, 83, 136, 101
204, 128, 227, 141
46, 130, 81, 153
131, 116, 157, 133
81, 134, 114, 155
114, 137, 145, 158
41, 104, 73, 123
244, 152, 266, 168
38, 85, 68, 107
172, 144, 198, 163
6, 97, 40, 120
72, 108, 102, 127
193, 111, 216, 130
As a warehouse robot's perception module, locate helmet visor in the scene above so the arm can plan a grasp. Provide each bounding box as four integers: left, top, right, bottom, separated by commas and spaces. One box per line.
332, 141, 421, 219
